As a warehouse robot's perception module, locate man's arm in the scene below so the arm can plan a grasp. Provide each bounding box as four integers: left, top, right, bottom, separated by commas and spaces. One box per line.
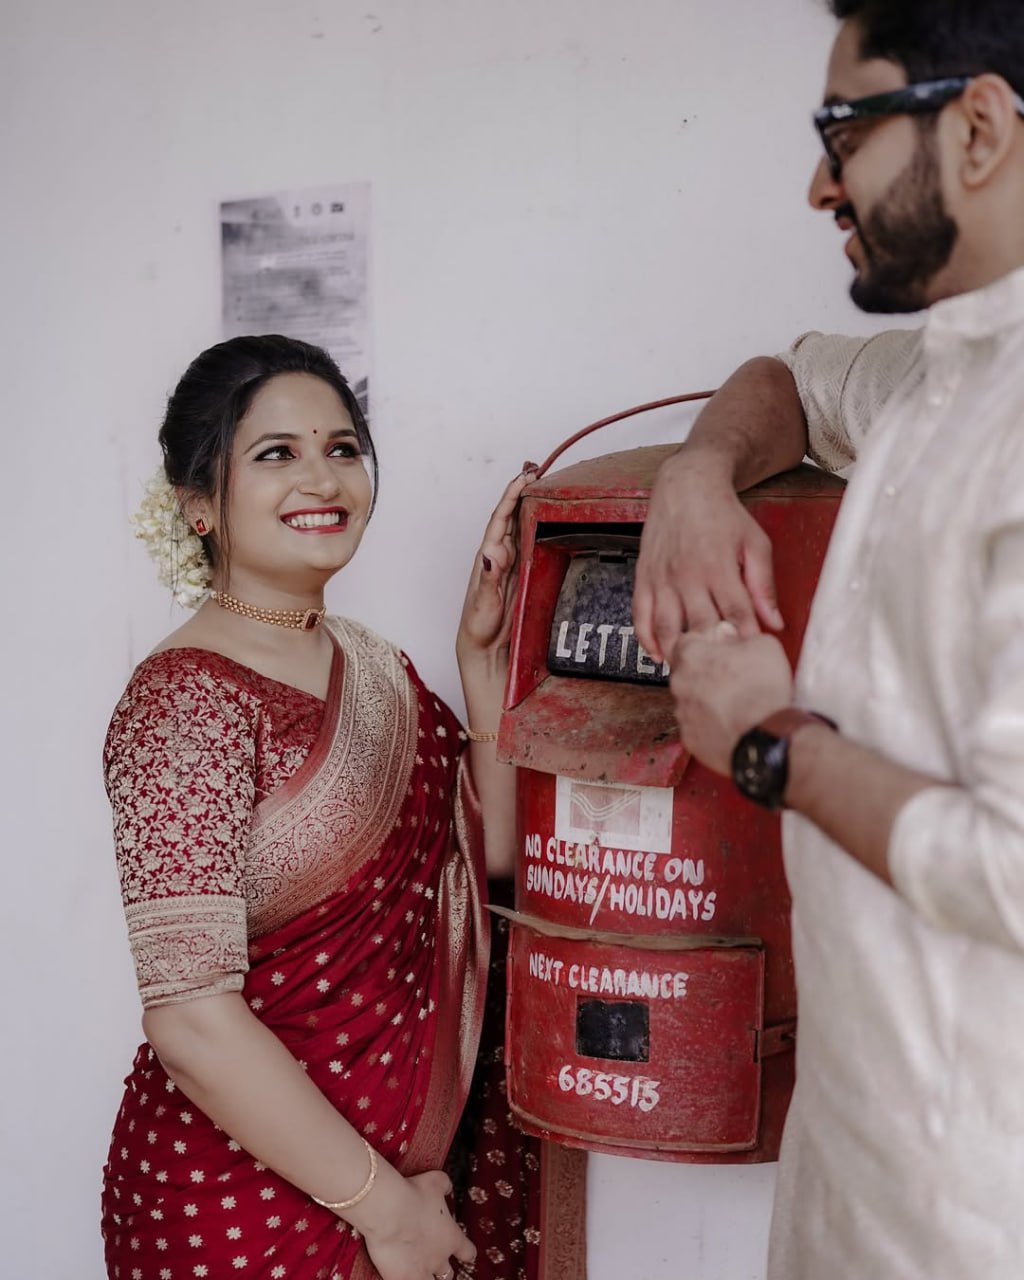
635, 329, 921, 661
670, 599, 1024, 955
634, 357, 809, 660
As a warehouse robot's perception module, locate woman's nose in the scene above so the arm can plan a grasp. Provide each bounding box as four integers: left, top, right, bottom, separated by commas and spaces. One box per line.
298, 452, 342, 497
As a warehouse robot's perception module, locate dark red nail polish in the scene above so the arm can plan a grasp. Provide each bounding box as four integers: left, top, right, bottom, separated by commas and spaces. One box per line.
482, 555, 493, 572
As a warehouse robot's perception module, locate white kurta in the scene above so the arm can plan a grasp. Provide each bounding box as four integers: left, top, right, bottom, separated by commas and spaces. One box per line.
768, 272, 1024, 1279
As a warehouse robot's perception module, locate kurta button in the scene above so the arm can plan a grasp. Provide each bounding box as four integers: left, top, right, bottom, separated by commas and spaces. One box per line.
850, 579, 861, 592
884, 484, 897, 498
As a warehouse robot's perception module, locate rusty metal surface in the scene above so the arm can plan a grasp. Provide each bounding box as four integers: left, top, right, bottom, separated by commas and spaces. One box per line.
502, 680, 686, 787
524, 448, 847, 503
500, 447, 843, 1164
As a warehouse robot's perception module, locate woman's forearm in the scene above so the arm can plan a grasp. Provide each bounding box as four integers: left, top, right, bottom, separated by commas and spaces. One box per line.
458, 647, 517, 878
142, 992, 411, 1235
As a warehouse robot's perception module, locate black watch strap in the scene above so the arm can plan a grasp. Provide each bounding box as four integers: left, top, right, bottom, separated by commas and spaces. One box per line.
731, 708, 837, 810
759, 708, 837, 740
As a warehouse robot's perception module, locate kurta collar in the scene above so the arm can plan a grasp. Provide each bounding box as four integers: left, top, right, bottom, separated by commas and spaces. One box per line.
925, 263, 1024, 346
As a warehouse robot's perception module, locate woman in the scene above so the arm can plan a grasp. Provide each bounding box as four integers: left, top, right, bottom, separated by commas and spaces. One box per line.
101, 334, 528, 1280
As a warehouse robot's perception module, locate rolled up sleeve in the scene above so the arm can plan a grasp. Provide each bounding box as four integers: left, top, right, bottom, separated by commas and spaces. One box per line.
889, 511, 1024, 952
776, 328, 922, 472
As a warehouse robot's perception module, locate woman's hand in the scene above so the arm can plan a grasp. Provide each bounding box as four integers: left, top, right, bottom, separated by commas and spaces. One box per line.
456, 467, 536, 879
456, 467, 535, 666
361, 1169, 475, 1280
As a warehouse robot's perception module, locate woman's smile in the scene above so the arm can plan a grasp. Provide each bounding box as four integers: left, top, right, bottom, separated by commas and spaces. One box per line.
282, 506, 351, 533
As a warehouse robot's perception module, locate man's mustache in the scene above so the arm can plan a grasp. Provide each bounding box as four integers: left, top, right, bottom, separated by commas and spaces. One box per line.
835, 202, 859, 229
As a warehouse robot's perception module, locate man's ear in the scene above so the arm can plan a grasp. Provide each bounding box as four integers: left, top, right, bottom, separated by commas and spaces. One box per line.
956, 73, 1021, 188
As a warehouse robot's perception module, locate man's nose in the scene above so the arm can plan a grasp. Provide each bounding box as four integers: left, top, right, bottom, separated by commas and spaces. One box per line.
808, 156, 845, 211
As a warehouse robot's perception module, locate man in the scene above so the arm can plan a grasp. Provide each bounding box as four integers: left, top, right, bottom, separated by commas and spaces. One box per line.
633, 3, 1024, 1277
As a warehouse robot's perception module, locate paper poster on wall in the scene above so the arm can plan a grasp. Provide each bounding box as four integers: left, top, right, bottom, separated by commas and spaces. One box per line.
220, 183, 370, 412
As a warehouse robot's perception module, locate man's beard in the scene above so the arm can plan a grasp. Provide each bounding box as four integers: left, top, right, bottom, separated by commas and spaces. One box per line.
845, 128, 959, 314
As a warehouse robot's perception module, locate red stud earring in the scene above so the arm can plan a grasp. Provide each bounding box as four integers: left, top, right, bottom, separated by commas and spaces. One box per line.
194, 518, 208, 536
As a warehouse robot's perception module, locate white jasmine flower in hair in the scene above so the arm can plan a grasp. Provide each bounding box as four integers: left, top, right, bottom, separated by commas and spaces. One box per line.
131, 469, 212, 609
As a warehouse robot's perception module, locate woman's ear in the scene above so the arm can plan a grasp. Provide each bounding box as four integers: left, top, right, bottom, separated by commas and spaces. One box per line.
956, 73, 1021, 189
177, 488, 213, 537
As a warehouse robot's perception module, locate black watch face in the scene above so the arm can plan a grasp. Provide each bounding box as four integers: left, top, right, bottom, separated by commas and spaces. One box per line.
731, 727, 787, 809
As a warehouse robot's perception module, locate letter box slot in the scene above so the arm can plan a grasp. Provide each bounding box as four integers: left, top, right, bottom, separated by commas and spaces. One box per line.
576, 998, 651, 1062
548, 552, 669, 686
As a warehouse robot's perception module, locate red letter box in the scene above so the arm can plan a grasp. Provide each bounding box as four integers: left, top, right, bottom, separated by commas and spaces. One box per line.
497, 445, 843, 1162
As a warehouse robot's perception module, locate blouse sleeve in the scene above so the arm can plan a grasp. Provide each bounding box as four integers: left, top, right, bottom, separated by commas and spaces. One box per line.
104, 657, 257, 1008
775, 328, 922, 472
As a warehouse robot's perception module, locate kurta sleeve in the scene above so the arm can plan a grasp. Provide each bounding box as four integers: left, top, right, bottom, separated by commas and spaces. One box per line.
888, 482, 1024, 953
104, 658, 257, 1007
775, 328, 922, 472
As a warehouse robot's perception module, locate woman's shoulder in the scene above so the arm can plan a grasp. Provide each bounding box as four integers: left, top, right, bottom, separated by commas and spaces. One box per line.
122, 646, 261, 705
327, 617, 462, 734
328, 615, 441, 701
105, 648, 262, 760
327, 615, 414, 673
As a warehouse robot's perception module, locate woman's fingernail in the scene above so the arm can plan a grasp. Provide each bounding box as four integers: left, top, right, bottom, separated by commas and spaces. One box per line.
482, 555, 493, 572
522, 460, 539, 474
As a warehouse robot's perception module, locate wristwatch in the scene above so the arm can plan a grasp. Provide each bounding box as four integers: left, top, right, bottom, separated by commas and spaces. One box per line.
730, 708, 837, 810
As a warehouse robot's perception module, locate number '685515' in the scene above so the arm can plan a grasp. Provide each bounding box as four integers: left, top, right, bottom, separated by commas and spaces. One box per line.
557, 1064, 661, 1111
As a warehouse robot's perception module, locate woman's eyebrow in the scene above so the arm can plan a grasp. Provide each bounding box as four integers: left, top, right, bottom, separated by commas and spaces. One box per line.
244, 427, 358, 454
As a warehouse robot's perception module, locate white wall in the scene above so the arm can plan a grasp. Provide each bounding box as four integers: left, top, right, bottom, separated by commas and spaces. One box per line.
1, 2, 902, 1276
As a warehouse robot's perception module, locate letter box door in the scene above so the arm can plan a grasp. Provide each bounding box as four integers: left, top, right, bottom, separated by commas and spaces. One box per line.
507, 929, 765, 1155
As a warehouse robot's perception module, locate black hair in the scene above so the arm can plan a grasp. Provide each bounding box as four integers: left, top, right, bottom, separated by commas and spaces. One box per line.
159, 334, 378, 568
828, 0, 1024, 94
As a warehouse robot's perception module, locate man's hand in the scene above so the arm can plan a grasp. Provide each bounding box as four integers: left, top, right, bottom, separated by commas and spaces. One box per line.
633, 449, 784, 663
669, 625, 794, 774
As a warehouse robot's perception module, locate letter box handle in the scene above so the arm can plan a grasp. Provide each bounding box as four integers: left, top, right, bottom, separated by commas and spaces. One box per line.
754, 1019, 797, 1061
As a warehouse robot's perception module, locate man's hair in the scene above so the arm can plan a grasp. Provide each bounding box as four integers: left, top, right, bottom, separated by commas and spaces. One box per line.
829, 1, 1024, 95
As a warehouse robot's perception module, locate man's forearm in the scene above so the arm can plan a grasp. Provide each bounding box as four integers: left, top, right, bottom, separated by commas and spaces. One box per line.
635, 355, 811, 650
677, 356, 810, 491
784, 722, 937, 885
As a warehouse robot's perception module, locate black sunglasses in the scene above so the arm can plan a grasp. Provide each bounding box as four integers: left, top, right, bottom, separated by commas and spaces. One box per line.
813, 75, 1024, 179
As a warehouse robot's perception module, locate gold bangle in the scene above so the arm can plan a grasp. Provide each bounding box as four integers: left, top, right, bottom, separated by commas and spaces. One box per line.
465, 728, 498, 742
311, 1138, 378, 1212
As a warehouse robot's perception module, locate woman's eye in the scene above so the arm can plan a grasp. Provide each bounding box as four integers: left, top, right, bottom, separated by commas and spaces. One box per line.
255, 444, 294, 462
328, 441, 362, 459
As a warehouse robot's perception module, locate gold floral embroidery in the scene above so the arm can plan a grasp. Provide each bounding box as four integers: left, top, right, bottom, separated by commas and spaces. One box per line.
105, 620, 426, 1005
245, 618, 420, 936
125, 895, 248, 1007
105, 646, 323, 1006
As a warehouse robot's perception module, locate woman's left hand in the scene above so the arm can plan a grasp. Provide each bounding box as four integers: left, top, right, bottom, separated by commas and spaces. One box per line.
457, 467, 536, 663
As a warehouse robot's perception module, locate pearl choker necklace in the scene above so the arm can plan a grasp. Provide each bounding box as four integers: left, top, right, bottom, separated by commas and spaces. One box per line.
211, 591, 326, 632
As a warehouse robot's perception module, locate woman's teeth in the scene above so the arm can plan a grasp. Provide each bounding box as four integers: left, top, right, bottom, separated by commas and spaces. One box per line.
284, 512, 343, 529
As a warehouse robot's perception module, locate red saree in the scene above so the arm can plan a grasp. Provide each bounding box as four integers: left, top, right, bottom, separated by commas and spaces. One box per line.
101, 618, 488, 1279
